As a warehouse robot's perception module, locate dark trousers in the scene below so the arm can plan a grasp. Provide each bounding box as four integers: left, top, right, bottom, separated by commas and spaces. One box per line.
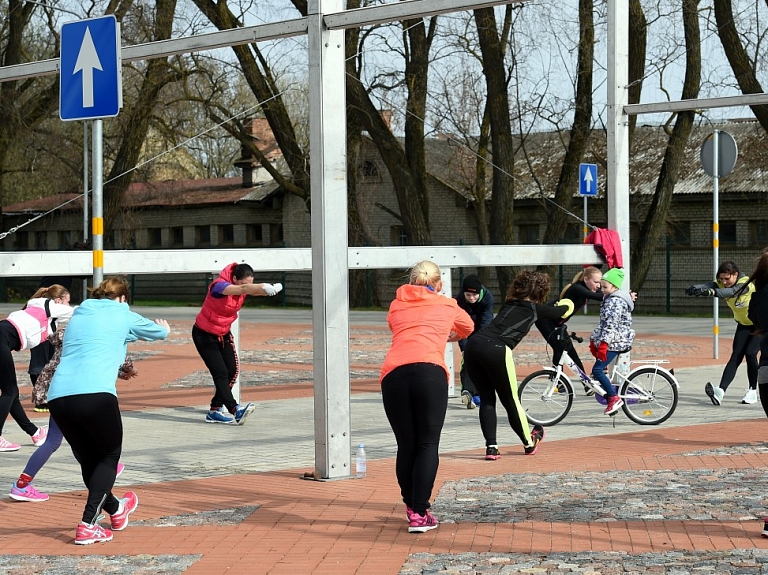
192, 324, 239, 413
464, 335, 533, 449
48, 393, 122, 524
535, 318, 586, 372
381, 363, 448, 515
719, 322, 760, 391
0, 321, 37, 437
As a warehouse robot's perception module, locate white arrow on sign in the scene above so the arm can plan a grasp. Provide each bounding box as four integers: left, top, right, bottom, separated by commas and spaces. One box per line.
583, 166, 594, 193
72, 27, 103, 108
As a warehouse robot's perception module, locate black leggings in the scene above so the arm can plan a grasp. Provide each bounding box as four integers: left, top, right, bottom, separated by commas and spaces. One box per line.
535, 318, 586, 372
464, 335, 533, 449
0, 321, 38, 437
381, 363, 448, 516
48, 393, 122, 524
719, 322, 760, 391
192, 324, 240, 413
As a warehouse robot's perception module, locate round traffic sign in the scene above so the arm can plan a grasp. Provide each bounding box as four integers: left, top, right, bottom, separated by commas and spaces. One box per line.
700, 131, 738, 178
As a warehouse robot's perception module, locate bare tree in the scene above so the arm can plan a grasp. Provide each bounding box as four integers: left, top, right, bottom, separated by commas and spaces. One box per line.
630, 0, 701, 288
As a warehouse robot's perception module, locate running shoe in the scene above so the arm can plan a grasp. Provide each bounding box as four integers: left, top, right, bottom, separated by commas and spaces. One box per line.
9, 482, 49, 502
0, 437, 20, 452
31, 426, 48, 447
408, 510, 438, 533
762, 518, 768, 538
234, 402, 255, 425
742, 389, 758, 405
460, 389, 472, 408
604, 394, 624, 415
75, 522, 113, 545
705, 382, 724, 406
110, 491, 138, 531
485, 446, 501, 460
524, 424, 545, 455
205, 408, 234, 424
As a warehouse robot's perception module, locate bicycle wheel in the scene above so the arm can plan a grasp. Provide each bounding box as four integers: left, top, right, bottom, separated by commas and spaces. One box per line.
518, 369, 574, 426
620, 367, 679, 425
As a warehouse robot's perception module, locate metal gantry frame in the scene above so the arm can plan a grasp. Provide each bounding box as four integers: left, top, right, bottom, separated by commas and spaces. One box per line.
1, 0, 766, 479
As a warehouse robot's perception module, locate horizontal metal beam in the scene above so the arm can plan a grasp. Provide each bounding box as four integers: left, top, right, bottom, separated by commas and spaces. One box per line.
0, 245, 600, 277
0, 19, 308, 83
325, 0, 525, 30
624, 93, 768, 116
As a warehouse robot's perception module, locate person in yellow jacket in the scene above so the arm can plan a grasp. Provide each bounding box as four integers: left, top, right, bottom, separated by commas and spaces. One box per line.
685, 261, 759, 405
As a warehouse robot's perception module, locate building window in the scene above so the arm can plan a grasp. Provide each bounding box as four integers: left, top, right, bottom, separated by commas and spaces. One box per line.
196, 226, 211, 246
219, 224, 234, 245
148, 228, 162, 247
563, 224, 583, 244
390, 225, 407, 246
13, 231, 29, 251
719, 221, 737, 246
750, 221, 768, 247
667, 221, 690, 247
518, 224, 539, 244
59, 231, 72, 249
171, 226, 184, 247
247, 224, 263, 245
35, 231, 47, 250
361, 160, 379, 178
270, 224, 283, 246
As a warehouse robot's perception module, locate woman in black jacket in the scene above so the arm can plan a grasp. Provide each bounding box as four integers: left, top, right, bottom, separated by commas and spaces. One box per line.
745, 251, 768, 418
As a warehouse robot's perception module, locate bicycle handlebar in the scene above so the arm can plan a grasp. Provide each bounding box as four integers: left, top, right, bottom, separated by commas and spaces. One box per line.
569, 332, 584, 344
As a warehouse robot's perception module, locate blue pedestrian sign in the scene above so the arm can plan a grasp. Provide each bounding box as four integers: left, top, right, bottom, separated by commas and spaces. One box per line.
60, 15, 122, 121
579, 163, 598, 196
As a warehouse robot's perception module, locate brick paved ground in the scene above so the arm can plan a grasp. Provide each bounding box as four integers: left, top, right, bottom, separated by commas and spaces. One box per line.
1, 316, 767, 574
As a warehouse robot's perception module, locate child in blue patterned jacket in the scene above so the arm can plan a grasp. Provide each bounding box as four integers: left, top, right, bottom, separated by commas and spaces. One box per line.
589, 268, 635, 416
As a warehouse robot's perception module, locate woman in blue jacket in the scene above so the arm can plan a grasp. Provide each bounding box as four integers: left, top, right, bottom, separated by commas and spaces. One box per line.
47, 277, 170, 546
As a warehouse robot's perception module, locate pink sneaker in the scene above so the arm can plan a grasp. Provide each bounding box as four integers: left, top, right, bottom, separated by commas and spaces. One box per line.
110, 491, 138, 531
9, 482, 49, 502
31, 426, 48, 447
75, 522, 113, 545
0, 436, 21, 452
116, 462, 125, 478
408, 510, 438, 533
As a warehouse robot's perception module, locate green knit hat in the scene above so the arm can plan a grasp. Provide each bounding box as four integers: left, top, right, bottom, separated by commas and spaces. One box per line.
602, 268, 625, 289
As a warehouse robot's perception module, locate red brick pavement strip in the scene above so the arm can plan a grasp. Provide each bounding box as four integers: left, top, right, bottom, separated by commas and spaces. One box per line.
3, 419, 768, 573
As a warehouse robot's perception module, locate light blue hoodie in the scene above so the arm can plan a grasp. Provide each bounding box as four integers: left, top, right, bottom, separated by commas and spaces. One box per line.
47, 298, 168, 401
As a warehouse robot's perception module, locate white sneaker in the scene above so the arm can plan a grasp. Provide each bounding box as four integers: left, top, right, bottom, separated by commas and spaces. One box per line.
705, 382, 724, 406
741, 389, 758, 405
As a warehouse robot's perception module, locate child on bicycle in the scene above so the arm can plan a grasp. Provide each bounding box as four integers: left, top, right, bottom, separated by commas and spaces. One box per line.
589, 267, 635, 416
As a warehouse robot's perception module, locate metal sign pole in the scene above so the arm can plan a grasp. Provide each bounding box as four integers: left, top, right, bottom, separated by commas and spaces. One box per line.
712, 130, 719, 360
83, 121, 90, 299
92, 119, 104, 285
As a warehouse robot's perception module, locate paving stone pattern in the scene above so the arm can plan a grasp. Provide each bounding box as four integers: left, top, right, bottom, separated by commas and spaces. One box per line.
0, 554, 200, 575
133, 505, 258, 527
400, 549, 768, 574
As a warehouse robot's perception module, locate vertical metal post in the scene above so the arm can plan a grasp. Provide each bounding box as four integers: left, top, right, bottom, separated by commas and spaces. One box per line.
308, 0, 350, 480
583, 195, 588, 314
607, 0, 631, 374
712, 130, 720, 359
92, 119, 104, 286
83, 122, 90, 298
441, 267, 455, 397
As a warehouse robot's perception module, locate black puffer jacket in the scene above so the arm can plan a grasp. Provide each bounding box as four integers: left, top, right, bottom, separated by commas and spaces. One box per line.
748, 286, 768, 368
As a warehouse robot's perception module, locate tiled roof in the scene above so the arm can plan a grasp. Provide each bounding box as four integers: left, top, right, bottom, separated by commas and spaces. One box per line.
2, 177, 279, 215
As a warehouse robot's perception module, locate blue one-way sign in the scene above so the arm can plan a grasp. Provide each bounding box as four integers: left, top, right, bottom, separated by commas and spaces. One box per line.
579, 163, 598, 196
60, 15, 122, 121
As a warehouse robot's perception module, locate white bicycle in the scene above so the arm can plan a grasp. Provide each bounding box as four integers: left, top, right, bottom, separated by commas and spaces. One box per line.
518, 327, 680, 426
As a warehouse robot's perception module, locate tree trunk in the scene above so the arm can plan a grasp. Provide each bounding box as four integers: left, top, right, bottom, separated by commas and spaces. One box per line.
103, 0, 180, 234
630, 0, 701, 289
540, 0, 593, 257
714, 0, 768, 133
628, 0, 647, 139
475, 7, 517, 294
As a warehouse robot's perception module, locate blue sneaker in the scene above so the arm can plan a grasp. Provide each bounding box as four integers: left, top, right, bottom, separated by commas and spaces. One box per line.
234, 402, 255, 426
471, 395, 481, 406
205, 408, 234, 424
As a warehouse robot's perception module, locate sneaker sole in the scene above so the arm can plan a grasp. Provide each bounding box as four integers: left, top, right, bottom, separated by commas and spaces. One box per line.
460, 393, 470, 406
408, 524, 438, 533
75, 535, 113, 545
605, 400, 624, 416
112, 494, 138, 531
485, 454, 500, 460
205, 419, 235, 424
705, 383, 721, 406
0, 446, 20, 452
9, 492, 49, 502
236, 403, 256, 426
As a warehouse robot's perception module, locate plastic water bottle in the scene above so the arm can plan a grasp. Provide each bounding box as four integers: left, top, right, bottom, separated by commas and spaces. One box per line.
355, 443, 367, 478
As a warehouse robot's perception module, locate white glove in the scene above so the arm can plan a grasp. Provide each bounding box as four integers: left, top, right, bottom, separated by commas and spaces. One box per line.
262, 282, 283, 296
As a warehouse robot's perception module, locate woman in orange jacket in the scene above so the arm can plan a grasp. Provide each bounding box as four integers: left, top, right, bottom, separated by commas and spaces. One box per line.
380, 260, 473, 534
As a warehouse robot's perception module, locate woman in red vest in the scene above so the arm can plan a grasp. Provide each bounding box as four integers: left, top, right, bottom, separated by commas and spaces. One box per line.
193, 263, 282, 425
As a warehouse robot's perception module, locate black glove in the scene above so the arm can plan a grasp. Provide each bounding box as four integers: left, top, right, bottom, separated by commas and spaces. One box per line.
685, 286, 701, 296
